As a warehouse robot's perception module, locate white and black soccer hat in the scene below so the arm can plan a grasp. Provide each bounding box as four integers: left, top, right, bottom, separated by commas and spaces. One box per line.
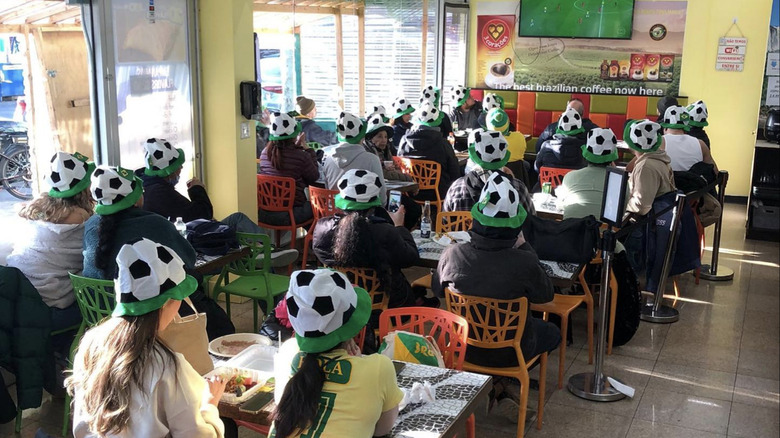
624, 119, 663, 153
334, 168, 383, 210
285, 269, 371, 353
269, 111, 302, 141
367, 105, 389, 123
450, 85, 470, 107
419, 85, 441, 107
660, 105, 690, 129
46, 151, 95, 198
556, 108, 584, 136
582, 128, 619, 164
686, 100, 709, 127
471, 172, 527, 229
143, 138, 185, 177
468, 128, 510, 170
112, 237, 197, 317
91, 166, 143, 216
390, 97, 415, 119
365, 112, 394, 138
337, 111, 367, 144
482, 93, 503, 112
413, 101, 444, 127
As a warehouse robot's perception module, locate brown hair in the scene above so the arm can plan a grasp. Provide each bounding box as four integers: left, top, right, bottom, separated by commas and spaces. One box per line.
65, 311, 177, 436
265, 138, 299, 170
18, 190, 94, 223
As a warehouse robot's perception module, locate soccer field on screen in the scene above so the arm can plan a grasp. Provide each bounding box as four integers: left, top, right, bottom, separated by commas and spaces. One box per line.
518, 0, 635, 39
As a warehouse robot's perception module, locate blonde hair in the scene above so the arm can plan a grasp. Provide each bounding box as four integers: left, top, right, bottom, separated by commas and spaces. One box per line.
18, 189, 94, 223
65, 312, 177, 436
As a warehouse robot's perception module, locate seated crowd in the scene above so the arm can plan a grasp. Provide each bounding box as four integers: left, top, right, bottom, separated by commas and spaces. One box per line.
1, 84, 721, 438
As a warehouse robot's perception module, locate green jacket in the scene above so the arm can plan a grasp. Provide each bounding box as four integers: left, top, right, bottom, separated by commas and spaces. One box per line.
0, 266, 55, 416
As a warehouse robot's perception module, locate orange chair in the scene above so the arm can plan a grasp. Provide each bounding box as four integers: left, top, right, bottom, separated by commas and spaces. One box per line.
445, 289, 547, 438
393, 157, 443, 213
256, 174, 314, 251
530, 268, 594, 389
538, 166, 576, 189
379, 307, 475, 438
302, 186, 339, 269
411, 211, 473, 291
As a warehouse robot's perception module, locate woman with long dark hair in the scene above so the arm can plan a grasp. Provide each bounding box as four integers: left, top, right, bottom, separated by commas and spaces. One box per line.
312, 169, 424, 308
258, 111, 319, 225
67, 238, 226, 437
272, 269, 403, 438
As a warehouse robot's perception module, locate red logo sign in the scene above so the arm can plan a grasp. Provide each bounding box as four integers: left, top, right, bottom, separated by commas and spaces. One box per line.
481, 19, 510, 50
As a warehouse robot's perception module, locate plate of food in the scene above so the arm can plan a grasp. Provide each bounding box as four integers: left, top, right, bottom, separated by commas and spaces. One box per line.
432, 231, 471, 246
209, 333, 272, 358
205, 366, 273, 404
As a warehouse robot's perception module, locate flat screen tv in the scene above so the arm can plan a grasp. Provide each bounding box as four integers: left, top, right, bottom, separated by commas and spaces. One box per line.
518, 0, 635, 39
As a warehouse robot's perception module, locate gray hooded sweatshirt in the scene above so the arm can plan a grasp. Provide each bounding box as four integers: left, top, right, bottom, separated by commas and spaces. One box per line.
321, 142, 387, 205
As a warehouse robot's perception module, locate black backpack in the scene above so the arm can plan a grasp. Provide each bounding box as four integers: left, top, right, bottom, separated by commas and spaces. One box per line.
185, 219, 239, 256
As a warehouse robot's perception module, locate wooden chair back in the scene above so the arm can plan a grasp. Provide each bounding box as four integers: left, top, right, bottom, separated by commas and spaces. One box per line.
379, 307, 468, 370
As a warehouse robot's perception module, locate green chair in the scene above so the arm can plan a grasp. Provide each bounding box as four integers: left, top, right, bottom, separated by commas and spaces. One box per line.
211, 232, 290, 332
61, 273, 115, 437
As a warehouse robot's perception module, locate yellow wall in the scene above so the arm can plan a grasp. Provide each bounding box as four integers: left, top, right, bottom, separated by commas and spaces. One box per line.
198, 0, 258, 218
679, 0, 773, 196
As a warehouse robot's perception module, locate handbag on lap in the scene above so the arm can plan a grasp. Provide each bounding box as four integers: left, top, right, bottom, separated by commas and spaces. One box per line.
159, 297, 214, 375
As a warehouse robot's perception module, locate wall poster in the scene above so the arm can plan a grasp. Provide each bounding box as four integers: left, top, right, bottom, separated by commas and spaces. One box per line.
473, 0, 688, 96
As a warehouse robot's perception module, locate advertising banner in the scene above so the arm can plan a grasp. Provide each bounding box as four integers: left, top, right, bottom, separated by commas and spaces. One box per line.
473, 0, 688, 96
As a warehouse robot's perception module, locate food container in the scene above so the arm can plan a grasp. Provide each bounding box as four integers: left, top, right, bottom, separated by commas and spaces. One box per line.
204, 366, 273, 405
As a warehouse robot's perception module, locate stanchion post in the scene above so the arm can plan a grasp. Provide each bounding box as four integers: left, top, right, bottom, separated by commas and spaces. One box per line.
700, 171, 734, 281
568, 228, 627, 402
641, 193, 685, 323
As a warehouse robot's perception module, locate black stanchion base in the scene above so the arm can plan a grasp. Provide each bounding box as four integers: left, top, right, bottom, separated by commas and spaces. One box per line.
568, 372, 627, 402
640, 303, 679, 323
697, 265, 734, 281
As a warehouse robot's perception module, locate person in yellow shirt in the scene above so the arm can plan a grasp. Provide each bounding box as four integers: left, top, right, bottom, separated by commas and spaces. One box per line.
271, 269, 404, 438
486, 107, 530, 185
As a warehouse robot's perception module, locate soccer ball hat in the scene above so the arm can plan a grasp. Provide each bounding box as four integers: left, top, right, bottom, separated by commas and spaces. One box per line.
413, 101, 444, 127
582, 128, 619, 164
286, 269, 371, 353
419, 85, 442, 107
112, 238, 198, 317
367, 105, 389, 123
483, 93, 504, 112
556, 108, 585, 136
686, 100, 709, 127
486, 108, 511, 135
143, 138, 185, 177
365, 112, 394, 138
46, 151, 95, 198
269, 111, 302, 141
390, 97, 415, 119
624, 119, 663, 153
450, 85, 470, 107
471, 172, 527, 229
334, 168, 383, 211
337, 112, 367, 144
91, 165, 144, 216
660, 105, 690, 130
468, 128, 510, 171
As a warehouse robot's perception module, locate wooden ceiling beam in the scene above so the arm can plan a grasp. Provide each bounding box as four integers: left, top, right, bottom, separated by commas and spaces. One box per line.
0, 1, 49, 23
25, 3, 69, 24
45, 7, 81, 24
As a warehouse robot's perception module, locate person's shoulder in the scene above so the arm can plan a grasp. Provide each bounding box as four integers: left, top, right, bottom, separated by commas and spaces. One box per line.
356, 352, 395, 371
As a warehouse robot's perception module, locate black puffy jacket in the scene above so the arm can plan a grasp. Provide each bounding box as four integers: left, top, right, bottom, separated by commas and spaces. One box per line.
534, 133, 588, 173
397, 126, 461, 198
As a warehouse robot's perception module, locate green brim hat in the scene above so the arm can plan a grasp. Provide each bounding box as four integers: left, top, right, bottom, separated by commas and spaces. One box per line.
414, 102, 444, 127
366, 113, 394, 138
450, 86, 470, 107
581, 128, 619, 164
470, 173, 527, 229
659, 105, 689, 129
555, 108, 585, 136
92, 166, 144, 216
286, 269, 371, 353
486, 108, 510, 135
337, 112, 368, 144
112, 238, 198, 317
624, 119, 663, 153
143, 138, 185, 177
46, 151, 95, 198
334, 168, 383, 210
468, 129, 510, 170
686, 101, 709, 127
391, 97, 415, 119
269, 112, 303, 141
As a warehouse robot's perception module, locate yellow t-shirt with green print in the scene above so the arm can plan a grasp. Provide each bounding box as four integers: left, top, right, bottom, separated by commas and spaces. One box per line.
270, 341, 405, 438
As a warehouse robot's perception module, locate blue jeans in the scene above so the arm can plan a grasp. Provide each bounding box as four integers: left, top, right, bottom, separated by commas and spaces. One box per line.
50, 302, 82, 356
221, 212, 266, 234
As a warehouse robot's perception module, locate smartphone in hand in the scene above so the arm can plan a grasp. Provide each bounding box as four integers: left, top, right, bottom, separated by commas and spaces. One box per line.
387, 190, 402, 213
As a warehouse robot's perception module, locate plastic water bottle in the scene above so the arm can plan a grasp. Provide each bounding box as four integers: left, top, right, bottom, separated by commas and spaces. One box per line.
420, 201, 432, 238
175, 217, 186, 237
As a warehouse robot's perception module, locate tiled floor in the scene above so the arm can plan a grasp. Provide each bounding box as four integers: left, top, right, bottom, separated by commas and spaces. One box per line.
2, 203, 778, 438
